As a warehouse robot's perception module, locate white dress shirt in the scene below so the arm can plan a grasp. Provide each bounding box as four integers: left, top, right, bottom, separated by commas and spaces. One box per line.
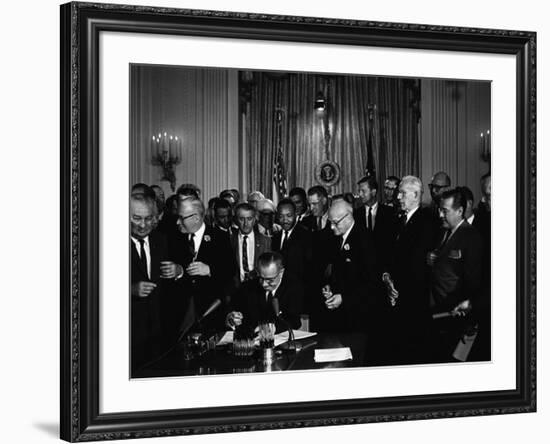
131, 235, 151, 279
364, 202, 379, 230
238, 231, 255, 282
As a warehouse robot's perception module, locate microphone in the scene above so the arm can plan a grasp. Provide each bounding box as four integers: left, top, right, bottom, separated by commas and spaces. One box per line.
271, 297, 299, 352
177, 298, 222, 343
197, 298, 222, 323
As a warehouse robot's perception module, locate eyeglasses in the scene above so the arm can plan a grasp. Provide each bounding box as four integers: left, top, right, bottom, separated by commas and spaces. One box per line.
429, 184, 448, 191
259, 270, 282, 284
329, 213, 349, 227
179, 213, 197, 222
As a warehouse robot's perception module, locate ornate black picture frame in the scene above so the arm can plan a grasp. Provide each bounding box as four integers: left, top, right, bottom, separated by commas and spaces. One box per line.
60, 2, 536, 441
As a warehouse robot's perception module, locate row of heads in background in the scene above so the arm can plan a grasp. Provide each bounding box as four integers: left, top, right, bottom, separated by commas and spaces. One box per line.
131, 169, 490, 224
130, 176, 403, 220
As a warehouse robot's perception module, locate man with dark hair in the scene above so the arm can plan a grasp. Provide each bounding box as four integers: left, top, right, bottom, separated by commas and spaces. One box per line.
176, 183, 201, 200
427, 187, 483, 362
273, 198, 313, 292
289, 187, 309, 223
225, 251, 303, 333
131, 183, 156, 199
477, 173, 491, 215
354, 175, 398, 271
130, 194, 180, 371
382, 176, 400, 209
230, 202, 271, 290
220, 189, 238, 208
212, 198, 234, 237
302, 185, 330, 232
167, 197, 235, 338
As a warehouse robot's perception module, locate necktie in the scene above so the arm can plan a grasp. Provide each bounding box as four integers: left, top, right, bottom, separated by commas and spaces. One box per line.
242, 235, 249, 279
281, 231, 289, 250
440, 229, 451, 248
367, 206, 373, 232
137, 238, 149, 279
188, 233, 196, 259
266, 291, 274, 320
317, 217, 322, 230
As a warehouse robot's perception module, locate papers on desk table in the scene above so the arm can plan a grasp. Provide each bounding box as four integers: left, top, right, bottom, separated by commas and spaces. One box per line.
274, 330, 317, 347
216, 330, 317, 347
314, 347, 353, 363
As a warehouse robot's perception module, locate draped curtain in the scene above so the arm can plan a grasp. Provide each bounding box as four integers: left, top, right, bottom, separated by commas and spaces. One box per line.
242, 72, 420, 197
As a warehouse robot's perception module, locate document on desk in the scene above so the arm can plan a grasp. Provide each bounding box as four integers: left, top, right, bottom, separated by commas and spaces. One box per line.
217, 330, 317, 347
314, 347, 353, 363
274, 330, 317, 347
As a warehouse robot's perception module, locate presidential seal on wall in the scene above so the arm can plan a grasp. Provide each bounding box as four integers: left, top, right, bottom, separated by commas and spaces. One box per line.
315, 160, 341, 187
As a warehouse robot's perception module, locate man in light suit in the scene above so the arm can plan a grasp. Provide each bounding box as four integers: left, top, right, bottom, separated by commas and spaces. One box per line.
230, 202, 271, 291
428, 188, 483, 362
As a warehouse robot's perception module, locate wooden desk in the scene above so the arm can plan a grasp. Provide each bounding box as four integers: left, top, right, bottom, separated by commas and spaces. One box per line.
133, 332, 368, 378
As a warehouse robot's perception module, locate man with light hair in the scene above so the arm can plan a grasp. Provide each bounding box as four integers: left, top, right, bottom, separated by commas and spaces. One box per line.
382, 175, 435, 364
130, 193, 179, 371
167, 197, 235, 337
317, 200, 381, 336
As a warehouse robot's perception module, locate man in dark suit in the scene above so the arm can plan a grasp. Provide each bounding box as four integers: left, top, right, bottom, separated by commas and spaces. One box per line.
273, 198, 313, 282
382, 176, 400, 210
289, 187, 309, 225
300, 186, 335, 329
226, 252, 303, 333
384, 175, 435, 364
130, 194, 181, 371
354, 175, 398, 272
428, 188, 483, 362
230, 202, 271, 291
318, 200, 382, 335
167, 197, 235, 340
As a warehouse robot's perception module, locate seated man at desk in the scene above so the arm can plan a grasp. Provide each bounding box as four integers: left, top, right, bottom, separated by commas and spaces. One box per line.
225, 252, 303, 333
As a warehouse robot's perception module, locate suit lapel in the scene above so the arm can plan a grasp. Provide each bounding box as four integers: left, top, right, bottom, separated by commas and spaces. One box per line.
131, 239, 148, 277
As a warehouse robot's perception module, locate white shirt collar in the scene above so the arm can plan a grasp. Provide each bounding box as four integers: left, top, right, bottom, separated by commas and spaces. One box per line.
467, 214, 475, 225
405, 205, 420, 222
341, 221, 355, 246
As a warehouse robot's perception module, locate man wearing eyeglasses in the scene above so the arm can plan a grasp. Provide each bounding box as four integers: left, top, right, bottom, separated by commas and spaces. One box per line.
130, 193, 176, 371
226, 252, 303, 333
318, 200, 381, 335
166, 197, 235, 339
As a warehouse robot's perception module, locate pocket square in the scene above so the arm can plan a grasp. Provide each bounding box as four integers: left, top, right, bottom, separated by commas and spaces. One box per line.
448, 249, 462, 259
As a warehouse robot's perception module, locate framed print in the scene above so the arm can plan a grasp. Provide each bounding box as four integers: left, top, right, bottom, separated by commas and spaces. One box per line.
60, 2, 536, 442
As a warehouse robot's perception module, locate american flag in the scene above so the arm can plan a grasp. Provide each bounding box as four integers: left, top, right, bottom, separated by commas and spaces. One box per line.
273, 147, 288, 202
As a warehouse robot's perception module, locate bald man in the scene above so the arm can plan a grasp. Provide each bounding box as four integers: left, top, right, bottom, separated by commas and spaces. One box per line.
317, 200, 382, 335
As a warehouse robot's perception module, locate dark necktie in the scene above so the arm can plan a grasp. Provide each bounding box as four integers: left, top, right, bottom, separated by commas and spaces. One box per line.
266, 291, 274, 320
281, 231, 289, 250
137, 238, 149, 279
242, 235, 249, 279
367, 206, 373, 232
188, 233, 196, 259
440, 229, 451, 248
317, 217, 322, 231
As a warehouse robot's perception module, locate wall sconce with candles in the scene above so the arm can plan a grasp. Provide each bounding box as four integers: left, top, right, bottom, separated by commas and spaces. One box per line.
479, 129, 491, 164
151, 132, 182, 191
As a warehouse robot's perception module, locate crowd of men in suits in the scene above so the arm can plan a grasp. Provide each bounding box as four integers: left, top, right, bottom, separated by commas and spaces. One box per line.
130, 171, 491, 371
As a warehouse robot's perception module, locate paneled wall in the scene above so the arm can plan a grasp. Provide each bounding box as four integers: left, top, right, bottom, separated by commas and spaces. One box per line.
130, 65, 240, 201
420, 79, 491, 203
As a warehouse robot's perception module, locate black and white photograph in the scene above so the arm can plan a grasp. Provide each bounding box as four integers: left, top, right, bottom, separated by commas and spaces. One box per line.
54, 2, 538, 443
129, 65, 492, 378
